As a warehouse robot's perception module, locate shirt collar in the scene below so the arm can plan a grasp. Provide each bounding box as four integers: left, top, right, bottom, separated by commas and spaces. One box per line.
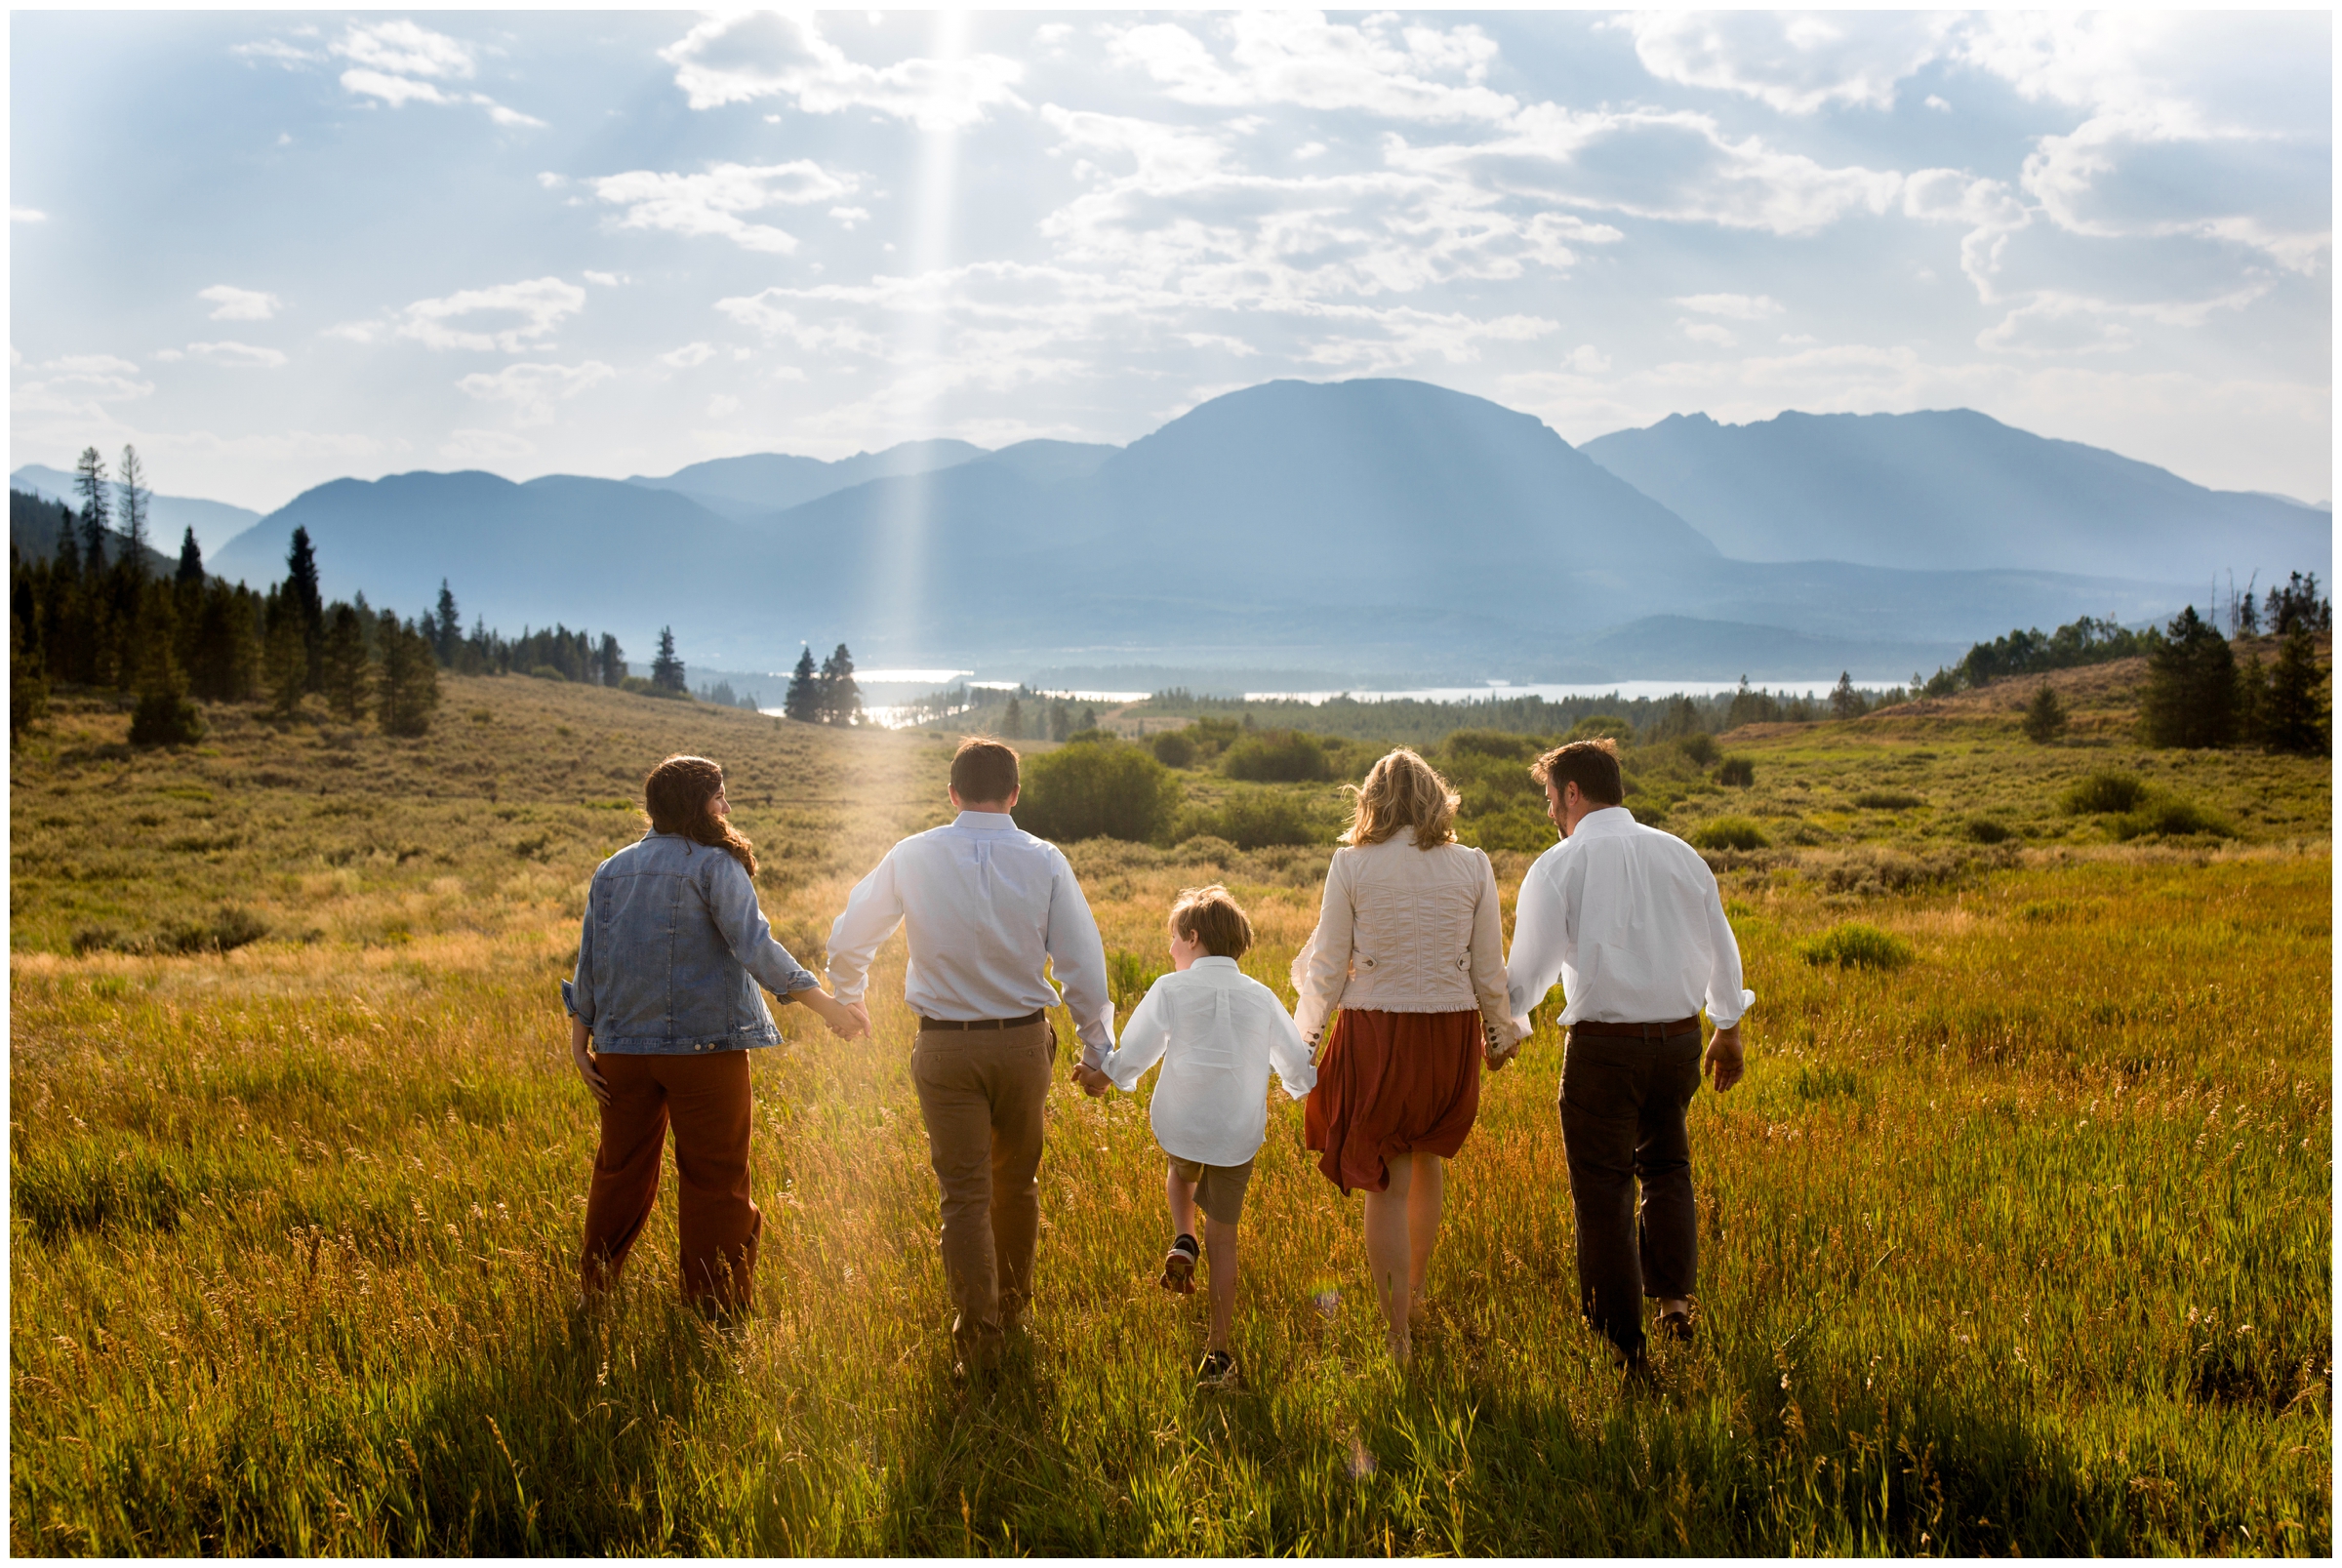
1189, 955, 1240, 972
1569, 805, 1636, 839
951, 809, 1018, 830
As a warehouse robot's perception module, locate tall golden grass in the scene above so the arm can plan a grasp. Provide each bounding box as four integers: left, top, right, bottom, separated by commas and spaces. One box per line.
9, 676, 2330, 1552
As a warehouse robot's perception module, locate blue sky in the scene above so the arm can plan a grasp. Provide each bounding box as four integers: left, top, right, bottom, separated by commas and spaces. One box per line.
11, 10, 2332, 512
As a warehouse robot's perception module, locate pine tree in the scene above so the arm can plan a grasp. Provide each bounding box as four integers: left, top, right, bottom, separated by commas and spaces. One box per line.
263, 606, 306, 717
2020, 683, 2068, 744
783, 645, 822, 721
651, 626, 686, 692
188, 581, 258, 701
322, 603, 370, 722
176, 526, 204, 584
2139, 606, 2239, 748
116, 445, 150, 574
1049, 700, 1070, 743
433, 581, 461, 665
73, 447, 110, 571
1829, 671, 1863, 720
1001, 695, 1024, 739
10, 583, 48, 738
816, 644, 863, 725
377, 613, 441, 736
2261, 626, 2328, 756
285, 527, 326, 690
595, 631, 625, 686
128, 631, 204, 746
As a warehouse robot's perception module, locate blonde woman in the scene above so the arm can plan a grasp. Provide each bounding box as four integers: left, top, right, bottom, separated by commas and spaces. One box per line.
1295, 747, 1518, 1365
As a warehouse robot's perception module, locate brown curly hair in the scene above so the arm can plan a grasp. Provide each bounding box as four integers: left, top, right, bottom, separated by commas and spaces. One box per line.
643, 754, 757, 875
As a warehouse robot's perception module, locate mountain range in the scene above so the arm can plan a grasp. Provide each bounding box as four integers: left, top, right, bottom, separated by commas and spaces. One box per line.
37, 379, 2329, 687
10, 462, 262, 558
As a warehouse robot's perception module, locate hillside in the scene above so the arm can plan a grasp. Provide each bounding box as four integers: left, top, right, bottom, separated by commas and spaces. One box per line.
626, 439, 989, 520
1581, 409, 2332, 582
11, 463, 261, 557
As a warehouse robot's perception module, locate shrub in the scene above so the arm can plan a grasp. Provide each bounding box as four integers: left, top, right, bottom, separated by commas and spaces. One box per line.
1014, 737, 1181, 844
1151, 730, 1196, 768
1182, 785, 1320, 850
129, 690, 206, 746
1692, 816, 1769, 851
2111, 799, 2233, 841
1222, 730, 1330, 783
1964, 815, 2014, 844
1443, 729, 1539, 761
1852, 789, 1924, 810
1716, 757, 1756, 788
527, 663, 567, 682
1564, 714, 1634, 743
1800, 922, 1914, 970
1677, 733, 1719, 767
619, 675, 691, 703
2063, 770, 2148, 814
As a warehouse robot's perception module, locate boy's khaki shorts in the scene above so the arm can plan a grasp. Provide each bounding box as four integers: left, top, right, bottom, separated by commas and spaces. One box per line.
1169, 1155, 1256, 1226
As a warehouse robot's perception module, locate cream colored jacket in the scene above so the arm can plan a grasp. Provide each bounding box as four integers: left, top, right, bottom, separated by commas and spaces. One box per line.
1292, 826, 1517, 1044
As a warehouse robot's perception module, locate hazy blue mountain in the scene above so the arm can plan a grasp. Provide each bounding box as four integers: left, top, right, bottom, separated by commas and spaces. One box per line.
626, 438, 987, 521
11, 487, 182, 577
209, 470, 749, 634
1579, 409, 2332, 582
12, 462, 262, 557
972, 438, 1120, 485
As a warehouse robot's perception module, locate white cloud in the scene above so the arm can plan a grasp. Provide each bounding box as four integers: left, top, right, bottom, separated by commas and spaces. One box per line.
199, 284, 281, 321
706, 394, 740, 419
1676, 293, 1784, 321
456, 361, 618, 425
10, 354, 156, 428
397, 277, 586, 353
12, 207, 47, 223
440, 427, 537, 464
332, 20, 474, 81
583, 270, 626, 288
1567, 344, 1610, 374
1679, 320, 1739, 348
660, 13, 1027, 131
829, 206, 870, 227
1614, 12, 1954, 115
1108, 13, 1515, 123
232, 38, 322, 67
661, 342, 718, 369
341, 66, 456, 107
185, 341, 290, 369
586, 161, 856, 255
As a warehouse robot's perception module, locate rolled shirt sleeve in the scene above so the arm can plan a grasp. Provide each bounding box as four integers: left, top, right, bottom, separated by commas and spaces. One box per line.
1504, 853, 1571, 1028
1045, 853, 1117, 1067
1103, 981, 1171, 1092
704, 854, 819, 1000
824, 849, 906, 1007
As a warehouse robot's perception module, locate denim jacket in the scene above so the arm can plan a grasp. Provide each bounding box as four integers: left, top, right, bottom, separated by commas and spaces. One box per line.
561, 831, 819, 1054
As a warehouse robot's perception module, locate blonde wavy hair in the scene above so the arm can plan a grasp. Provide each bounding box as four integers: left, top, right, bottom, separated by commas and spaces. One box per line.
1341, 747, 1459, 849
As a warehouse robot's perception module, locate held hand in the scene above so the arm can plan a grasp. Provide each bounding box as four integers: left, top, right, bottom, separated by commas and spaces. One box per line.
796, 987, 868, 1041
569, 1019, 610, 1107
1704, 1024, 1745, 1093
1481, 1022, 1519, 1072
1070, 1063, 1112, 1098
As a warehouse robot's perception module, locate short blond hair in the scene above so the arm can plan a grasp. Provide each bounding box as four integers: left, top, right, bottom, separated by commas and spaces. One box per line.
1342, 747, 1459, 849
1168, 884, 1253, 958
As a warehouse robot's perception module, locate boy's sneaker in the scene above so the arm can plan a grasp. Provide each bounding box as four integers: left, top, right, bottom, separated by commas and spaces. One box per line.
1195, 1349, 1238, 1390
1160, 1234, 1198, 1294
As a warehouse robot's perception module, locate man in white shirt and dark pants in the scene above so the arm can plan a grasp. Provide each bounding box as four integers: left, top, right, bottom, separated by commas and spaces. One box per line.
1504, 739, 1753, 1382
827, 739, 1116, 1373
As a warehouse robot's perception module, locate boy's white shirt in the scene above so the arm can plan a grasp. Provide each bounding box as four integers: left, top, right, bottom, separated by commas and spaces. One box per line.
1104, 956, 1316, 1169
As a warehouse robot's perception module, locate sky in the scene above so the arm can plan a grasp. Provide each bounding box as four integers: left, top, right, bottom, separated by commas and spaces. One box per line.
10, 9, 2333, 513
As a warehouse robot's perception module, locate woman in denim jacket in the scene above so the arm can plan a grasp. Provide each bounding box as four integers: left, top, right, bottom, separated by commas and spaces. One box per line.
564, 753, 864, 1311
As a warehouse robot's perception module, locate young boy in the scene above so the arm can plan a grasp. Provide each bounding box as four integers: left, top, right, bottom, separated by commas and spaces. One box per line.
1093, 884, 1315, 1388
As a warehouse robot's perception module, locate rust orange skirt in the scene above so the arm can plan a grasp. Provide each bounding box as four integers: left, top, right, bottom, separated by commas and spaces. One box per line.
1304, 1008, 1483, 1195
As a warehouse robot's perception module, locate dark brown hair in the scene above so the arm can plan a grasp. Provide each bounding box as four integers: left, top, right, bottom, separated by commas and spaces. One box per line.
950, 738, 1020, 804
1343, 746, 1459, 849
1531, 739, 1625, 807
644, 754, 756, 875
1168, 883, 1254, 959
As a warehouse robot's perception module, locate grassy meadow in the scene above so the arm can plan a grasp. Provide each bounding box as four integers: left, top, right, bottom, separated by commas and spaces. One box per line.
9, 668, 2332, 1553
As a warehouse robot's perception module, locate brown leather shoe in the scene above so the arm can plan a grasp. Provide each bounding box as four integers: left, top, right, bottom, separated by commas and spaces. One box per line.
1658, 1306, 1696, 1344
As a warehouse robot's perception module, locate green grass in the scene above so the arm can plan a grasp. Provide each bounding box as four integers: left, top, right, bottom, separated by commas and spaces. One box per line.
9, 673, 2332, 1553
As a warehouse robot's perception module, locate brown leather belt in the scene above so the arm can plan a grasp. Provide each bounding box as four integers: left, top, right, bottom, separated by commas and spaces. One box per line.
917, 1009, 1046, 1032
1570, 1016, 1701, 1041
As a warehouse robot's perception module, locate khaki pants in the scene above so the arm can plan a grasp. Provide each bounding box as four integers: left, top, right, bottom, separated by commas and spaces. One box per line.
581, 1050, 760, 1308
1558, 1029, 1704, 1356
909, 1020, 1054, 1355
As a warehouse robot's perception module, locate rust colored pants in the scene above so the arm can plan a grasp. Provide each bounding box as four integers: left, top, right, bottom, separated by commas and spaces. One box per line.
580, 1050, 760, 1309
908, 1019, 1054, 1355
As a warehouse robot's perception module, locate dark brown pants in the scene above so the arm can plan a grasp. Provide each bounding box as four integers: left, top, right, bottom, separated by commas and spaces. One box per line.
581, 1050, 760, 1309
909, 1020, 1054, 1357
1558, 1029, 1704, 1355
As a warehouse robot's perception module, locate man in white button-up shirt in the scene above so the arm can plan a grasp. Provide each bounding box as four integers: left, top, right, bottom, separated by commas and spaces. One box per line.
827, 739, 1115, 1372
1505, 739, 1753, 1382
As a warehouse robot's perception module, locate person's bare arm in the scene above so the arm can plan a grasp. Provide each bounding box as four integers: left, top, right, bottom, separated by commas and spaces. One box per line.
570, 1015, 609, 1106
789, 985, 869, 1040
